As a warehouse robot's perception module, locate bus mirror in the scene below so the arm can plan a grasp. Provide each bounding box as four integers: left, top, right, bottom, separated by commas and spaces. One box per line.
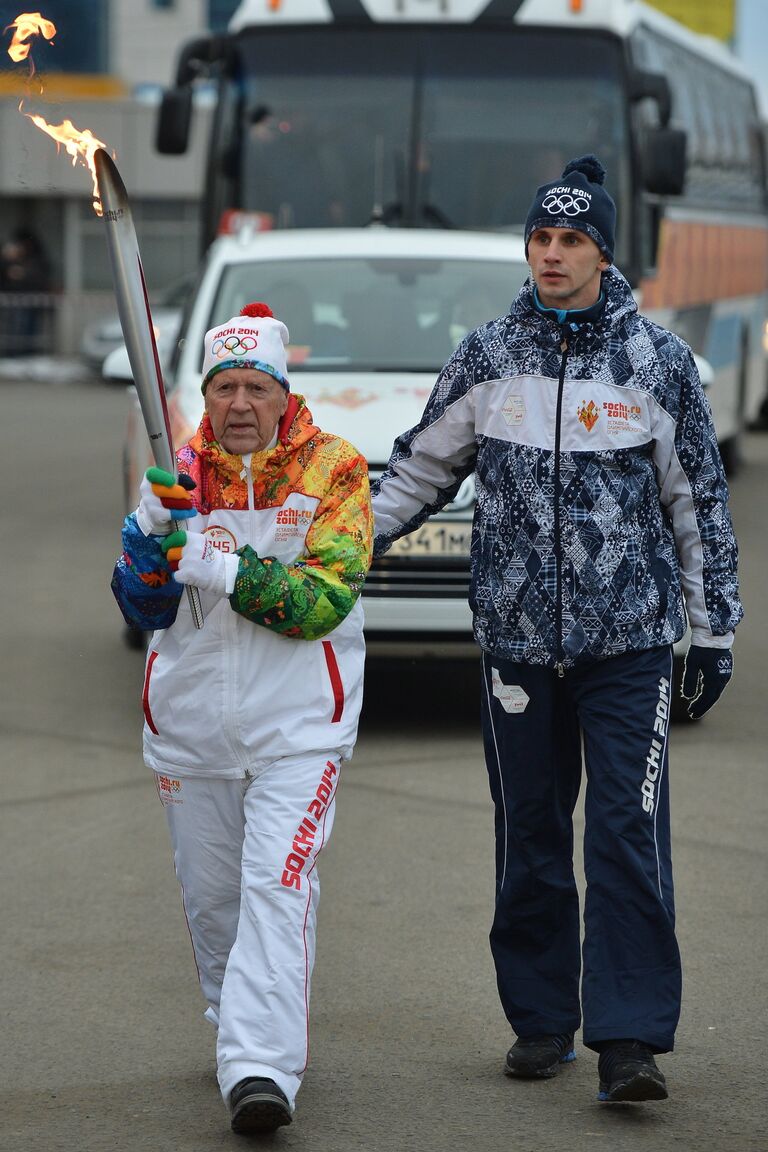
630, 69, 672, 127
156, 88, 193, 155
174, 36, 219, 86
642, 128, 687, 197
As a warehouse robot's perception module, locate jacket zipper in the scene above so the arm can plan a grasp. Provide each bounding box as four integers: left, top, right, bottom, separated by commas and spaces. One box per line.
554, 335, 569, 678
221, 454, 254, 776
243, 451, 256, 542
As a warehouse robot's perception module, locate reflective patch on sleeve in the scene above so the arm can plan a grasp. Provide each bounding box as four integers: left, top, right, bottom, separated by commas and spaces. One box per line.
491, 668, 529, 714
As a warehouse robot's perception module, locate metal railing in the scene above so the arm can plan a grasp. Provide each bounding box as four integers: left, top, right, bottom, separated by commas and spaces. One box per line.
0, 290, 130, 363
0, 292, 58, 357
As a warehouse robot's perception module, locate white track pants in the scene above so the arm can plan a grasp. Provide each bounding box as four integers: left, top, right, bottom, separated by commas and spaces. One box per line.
155, 754, 341, 1110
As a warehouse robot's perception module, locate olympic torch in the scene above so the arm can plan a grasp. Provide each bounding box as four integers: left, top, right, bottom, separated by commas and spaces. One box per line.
94, 148, 204, 629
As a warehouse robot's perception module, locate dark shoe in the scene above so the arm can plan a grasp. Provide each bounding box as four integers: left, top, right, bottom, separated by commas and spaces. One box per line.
505, 1033, 575, 1079
230, 1077, 292, 1135
597, 1040, 668, 1102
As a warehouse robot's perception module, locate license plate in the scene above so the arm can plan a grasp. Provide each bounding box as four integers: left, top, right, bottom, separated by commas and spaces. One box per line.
387, 521, 472, 558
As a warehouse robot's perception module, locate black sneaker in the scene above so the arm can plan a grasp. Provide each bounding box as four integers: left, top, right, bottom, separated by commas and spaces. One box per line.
597, 1041, 668, 1102
230, 1077, 293, 1135
505, 1033, 576, 1079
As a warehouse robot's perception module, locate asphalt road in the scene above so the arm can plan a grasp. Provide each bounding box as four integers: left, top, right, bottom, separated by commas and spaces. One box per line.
1, 374, 766, 1152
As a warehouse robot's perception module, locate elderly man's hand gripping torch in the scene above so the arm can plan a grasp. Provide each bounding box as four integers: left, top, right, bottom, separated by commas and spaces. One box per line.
162, 530, 240, 598
136, 467, 196, 537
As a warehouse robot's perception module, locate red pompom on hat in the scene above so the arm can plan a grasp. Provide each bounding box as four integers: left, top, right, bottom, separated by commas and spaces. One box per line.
240, 302, 274, 318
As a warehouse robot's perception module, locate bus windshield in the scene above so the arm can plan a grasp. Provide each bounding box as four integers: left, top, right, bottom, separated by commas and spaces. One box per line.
235, 27, 629, 258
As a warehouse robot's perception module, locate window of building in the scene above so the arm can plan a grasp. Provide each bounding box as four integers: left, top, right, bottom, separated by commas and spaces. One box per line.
208, 0, 240, 33
20, 0, 109, 72
79, 199, 202, 292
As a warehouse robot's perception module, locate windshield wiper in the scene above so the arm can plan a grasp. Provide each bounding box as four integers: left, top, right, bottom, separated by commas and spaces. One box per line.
367, 201, 454, 229
421, 202, 455, 229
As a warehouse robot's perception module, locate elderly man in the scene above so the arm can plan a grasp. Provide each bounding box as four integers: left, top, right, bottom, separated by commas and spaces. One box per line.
112, 302, 371, 1135
372, 156, 741, 1104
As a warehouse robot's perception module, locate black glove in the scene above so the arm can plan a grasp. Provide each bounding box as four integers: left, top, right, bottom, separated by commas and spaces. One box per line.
681, 645, 733, 719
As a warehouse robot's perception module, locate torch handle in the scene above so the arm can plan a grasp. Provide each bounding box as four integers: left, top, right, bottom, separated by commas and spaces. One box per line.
173, 521, 205, 628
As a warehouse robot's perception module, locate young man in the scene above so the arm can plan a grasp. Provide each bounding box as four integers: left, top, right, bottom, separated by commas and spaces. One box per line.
372, 156, 741, 1103
112, 303, 372, 1134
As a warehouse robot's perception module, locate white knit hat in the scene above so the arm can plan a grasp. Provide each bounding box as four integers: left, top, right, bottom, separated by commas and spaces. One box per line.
201, 302, 289, 392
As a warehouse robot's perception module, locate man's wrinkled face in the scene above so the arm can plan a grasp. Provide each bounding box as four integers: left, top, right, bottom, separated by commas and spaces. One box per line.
528, 227, 609, 311
205, 368, 288, 455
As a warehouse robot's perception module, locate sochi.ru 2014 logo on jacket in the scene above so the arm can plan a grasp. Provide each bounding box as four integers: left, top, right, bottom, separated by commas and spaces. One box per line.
275, 507, 313, 542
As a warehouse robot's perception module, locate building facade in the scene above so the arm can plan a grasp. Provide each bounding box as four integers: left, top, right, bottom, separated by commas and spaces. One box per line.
0, 0, 234, 354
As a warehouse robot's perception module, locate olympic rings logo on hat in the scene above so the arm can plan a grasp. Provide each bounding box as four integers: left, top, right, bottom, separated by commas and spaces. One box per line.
541, 192, 590, 216
212, 335, 258, 358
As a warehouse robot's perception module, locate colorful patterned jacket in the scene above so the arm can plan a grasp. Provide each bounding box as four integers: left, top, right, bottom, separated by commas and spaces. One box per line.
373, 267, 742, 670
112, 395, 372, 777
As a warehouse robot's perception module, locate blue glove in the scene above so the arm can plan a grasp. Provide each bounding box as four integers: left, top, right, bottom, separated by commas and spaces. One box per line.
681, 645, 733, 719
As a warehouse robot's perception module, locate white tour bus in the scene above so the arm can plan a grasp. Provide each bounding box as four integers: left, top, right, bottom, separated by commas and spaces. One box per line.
157, 0, 768, 467
143, 0, 766, 692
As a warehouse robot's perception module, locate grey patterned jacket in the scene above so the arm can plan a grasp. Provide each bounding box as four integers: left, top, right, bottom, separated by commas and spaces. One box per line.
372, 266, 742, 669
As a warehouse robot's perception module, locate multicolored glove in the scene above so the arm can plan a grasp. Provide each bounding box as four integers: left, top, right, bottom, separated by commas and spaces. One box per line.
161, 530, 239, 597
136, 467, 196, 537
681, 645, 733, 719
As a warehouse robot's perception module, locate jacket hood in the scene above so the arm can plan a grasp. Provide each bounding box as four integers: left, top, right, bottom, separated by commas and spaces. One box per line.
511, 265, 638, 348
191, 392, 319, 463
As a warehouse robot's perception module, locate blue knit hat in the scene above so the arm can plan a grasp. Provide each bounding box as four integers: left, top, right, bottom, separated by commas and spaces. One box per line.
524, 154, 616, 262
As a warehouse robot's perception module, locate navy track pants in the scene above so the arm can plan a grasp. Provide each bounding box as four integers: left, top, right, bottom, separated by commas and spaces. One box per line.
480, 646, 681, 1054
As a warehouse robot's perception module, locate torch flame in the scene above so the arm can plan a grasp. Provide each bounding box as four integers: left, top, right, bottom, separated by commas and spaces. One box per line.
26, 114, 107, 213
6, 11, 110, 214
6, 11, 55, 69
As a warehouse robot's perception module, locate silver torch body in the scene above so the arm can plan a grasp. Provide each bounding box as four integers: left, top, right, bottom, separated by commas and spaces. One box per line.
94, 148, 204, 629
